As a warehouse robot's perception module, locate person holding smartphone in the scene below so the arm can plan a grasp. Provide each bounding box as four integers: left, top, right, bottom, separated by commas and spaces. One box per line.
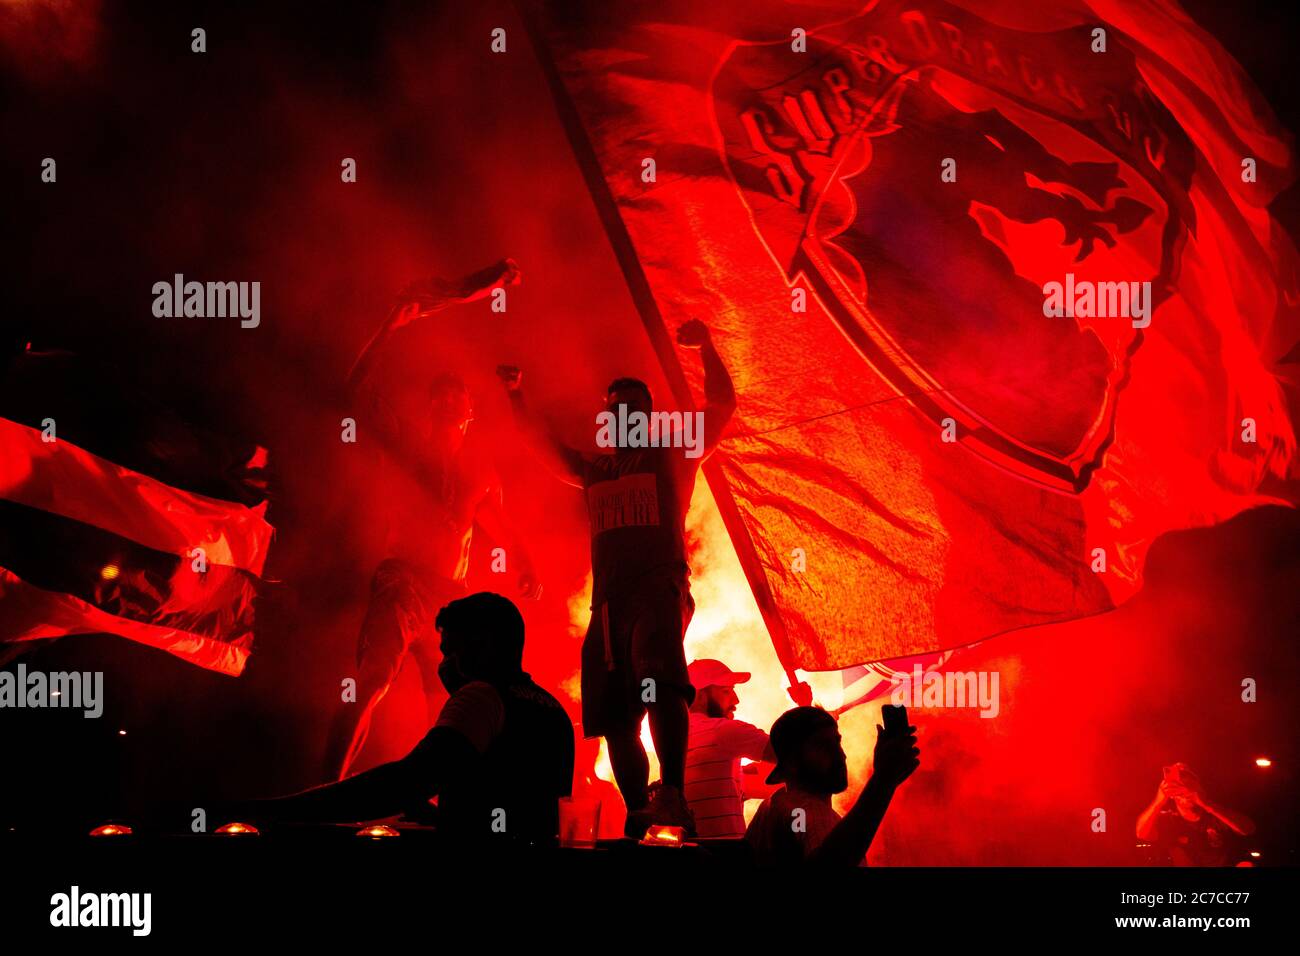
745, 704, 920, 865
1136, 762, 1255, 866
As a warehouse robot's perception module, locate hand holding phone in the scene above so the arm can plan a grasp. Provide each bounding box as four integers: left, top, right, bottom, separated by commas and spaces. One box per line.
881, 703, 909, 738
875, 704, 919, 788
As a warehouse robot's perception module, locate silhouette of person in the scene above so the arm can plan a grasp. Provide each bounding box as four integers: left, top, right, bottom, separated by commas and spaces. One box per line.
498, 318, 736, 836
1136, 762, 1255, 866
746, 706, 918, 865
240, 592, 574, 846
323, 260, 540, 781
684, 658, 775, 839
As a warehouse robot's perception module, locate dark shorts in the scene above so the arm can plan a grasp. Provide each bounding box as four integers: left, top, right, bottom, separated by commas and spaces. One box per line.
580, 574, 695, 738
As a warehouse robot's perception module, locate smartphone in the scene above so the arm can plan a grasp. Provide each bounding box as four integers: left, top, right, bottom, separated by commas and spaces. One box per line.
881, 703, 909, 737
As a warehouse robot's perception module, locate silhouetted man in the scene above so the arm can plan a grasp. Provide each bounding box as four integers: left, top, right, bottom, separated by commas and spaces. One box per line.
324, 259, 540, 780
684, 658, 774, 839
498, 318, 735, 836
1136, 762, 1255, 866
243, 592, 574, 845
746, 706, 918, 865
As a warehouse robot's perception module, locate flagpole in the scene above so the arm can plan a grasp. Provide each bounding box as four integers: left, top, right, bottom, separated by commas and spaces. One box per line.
515, 1, 805, 694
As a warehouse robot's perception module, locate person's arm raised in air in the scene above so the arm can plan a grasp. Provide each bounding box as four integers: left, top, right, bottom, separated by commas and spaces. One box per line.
1136, 780, 1172, 841
1191, 787, 1256, 836
344, 259, 520, 457
676, 319, 736, 458
347, 258, 520, 397
807, 720, 920, 866
496, 364, 585, 488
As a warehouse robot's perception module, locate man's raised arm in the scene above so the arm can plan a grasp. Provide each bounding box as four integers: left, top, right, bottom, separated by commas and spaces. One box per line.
1197, 794, 1256, 837
1136, 785, 1168, 841
347, 258, 520, 396
808, 721, 919, 866
497, 365, 585, 488
676, 319, 736, 456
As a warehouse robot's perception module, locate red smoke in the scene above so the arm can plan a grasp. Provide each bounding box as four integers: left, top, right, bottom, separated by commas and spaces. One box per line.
2, 1, 1295, 863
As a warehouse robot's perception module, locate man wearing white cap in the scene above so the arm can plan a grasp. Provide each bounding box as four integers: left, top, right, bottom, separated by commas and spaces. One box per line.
684, 658, 776, 839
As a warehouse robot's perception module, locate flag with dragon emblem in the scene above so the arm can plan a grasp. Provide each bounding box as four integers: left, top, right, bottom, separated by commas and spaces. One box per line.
522, 0, 1298, 673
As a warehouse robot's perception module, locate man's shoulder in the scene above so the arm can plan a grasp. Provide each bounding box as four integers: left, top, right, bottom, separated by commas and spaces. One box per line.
774, 787, 840, 824
505, 680, 574, 758
746, 790, 800, 854
697, 715, 768, 753
441, 681, 506, 724
751, 787, 804, 821
722, 716, 767, 737
745, 785, 847, 865
745, 793, 777, 835
688, 713, 726, 732
765, 787, 800, 812
450, 680, 503, 706
505, 678, 572, 720
434, 682, 506, 754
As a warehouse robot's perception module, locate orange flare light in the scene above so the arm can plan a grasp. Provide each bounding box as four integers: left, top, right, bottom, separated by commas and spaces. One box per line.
355, 824, 399, 838
89, 824, 132, 837
215, 822, 259, 835
99, 563, 120, 580
1255, 758, 1272, 767
639, 825, 685, 847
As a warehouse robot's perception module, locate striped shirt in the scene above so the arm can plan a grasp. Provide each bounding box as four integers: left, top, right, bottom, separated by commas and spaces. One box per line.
685, 713, 770, 838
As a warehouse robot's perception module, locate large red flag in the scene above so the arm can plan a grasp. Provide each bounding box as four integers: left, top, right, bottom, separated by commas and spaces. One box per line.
523, 0, 1298, 673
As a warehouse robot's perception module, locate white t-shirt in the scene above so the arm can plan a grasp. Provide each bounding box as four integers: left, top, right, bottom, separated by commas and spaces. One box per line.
684, 713, 770, 838
434, 681, 505, 753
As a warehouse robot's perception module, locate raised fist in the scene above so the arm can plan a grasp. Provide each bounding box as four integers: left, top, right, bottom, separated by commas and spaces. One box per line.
787, 681, 814, 707
676, 319, 710, 348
